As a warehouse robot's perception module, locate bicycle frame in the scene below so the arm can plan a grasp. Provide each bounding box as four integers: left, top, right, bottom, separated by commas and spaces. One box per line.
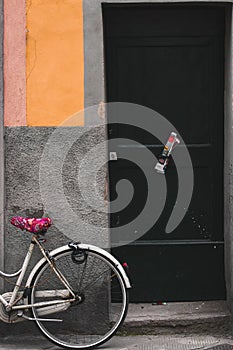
0, 235, 75, 315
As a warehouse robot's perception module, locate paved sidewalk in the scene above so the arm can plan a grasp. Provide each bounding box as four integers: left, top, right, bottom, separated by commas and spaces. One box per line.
1, 334, 233, 350
0, 301, 231, 350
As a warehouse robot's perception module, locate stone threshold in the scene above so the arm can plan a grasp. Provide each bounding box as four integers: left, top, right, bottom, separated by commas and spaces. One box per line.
0, 300, 231, 337
123, 301, 231, 335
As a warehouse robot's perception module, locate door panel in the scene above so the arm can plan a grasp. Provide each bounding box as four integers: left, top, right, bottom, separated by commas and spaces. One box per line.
103, 5, 225, 301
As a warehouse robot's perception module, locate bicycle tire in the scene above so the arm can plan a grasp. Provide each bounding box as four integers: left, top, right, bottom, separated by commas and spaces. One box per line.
29, 247, 129, 349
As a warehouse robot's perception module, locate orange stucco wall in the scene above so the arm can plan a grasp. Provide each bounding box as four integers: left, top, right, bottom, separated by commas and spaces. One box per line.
26, 0, 84, 126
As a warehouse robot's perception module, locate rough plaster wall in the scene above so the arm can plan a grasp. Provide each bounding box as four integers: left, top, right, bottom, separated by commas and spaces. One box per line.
4, 125, 108, 270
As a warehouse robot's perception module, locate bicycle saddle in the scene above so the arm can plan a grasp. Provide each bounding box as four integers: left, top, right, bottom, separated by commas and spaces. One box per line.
11, 216, 52, 234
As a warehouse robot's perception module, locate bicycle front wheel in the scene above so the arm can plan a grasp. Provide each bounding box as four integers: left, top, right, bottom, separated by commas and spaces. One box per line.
30, 247, 128, 349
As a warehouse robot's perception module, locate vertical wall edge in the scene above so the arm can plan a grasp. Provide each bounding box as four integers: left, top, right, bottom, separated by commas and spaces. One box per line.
0, 0, 4, 291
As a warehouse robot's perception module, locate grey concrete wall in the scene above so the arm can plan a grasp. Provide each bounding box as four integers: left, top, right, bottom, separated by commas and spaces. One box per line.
83, 1, 105, 108
4, 126, 108, 278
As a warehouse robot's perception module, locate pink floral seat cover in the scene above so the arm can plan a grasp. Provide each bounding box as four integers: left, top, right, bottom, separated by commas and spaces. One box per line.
11, 216, 52, 234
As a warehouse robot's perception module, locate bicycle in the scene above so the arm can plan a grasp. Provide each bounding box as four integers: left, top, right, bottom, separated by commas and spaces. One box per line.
0, 216, 131, 349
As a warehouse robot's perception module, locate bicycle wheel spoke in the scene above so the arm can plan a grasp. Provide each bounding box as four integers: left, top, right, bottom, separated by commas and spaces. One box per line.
80, 267, 111, 292
76, 257, 88, 291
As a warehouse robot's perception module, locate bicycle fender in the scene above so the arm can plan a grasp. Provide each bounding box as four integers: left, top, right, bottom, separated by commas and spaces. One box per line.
25, 244, 131, 292
76, 243, 131, 289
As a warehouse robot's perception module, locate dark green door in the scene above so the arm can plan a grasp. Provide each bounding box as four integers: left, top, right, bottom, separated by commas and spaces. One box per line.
103, 4, 225, 301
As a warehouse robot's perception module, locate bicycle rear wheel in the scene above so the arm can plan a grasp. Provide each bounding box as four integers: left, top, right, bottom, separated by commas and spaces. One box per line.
30, 247, 128, 349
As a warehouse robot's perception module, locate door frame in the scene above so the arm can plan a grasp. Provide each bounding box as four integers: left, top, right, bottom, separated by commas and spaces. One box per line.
224, 3, 233, 312
83, 0, 233, 306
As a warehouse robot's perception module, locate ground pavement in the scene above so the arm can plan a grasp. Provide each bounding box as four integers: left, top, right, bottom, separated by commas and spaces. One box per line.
0, 301, 232, 350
